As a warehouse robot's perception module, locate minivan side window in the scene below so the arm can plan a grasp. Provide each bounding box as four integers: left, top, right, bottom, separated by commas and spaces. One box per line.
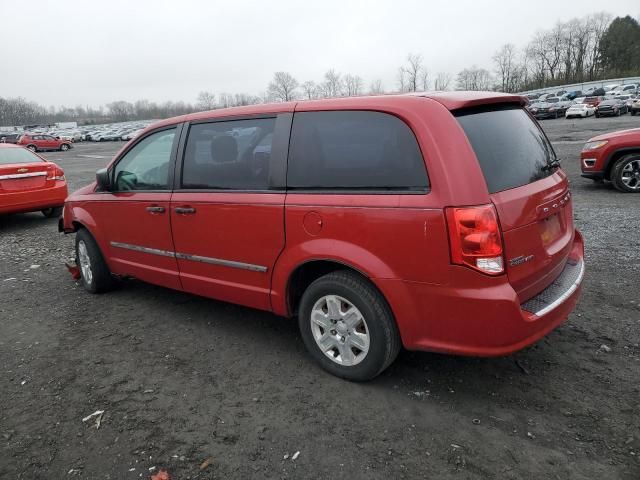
113, 128, 176, 191
287, 111, 429, 191
181, 117, 276, 190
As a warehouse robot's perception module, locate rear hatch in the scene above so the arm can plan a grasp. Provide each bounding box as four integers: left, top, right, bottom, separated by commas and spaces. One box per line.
0, 148, 54, 193
456, 105, 574, 302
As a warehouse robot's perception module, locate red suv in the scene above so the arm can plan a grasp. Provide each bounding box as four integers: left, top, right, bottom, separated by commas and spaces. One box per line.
17, 134, 72, 152
60, 93, 585, 380
581, 127, 640, 192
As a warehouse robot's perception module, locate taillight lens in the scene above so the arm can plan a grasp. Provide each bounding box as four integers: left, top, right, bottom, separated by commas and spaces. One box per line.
47, 166, 65, 181
445, 204, 504, 275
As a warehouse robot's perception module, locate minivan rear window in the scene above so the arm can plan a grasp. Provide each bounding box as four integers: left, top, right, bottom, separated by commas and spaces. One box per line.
456, 106, 556, 193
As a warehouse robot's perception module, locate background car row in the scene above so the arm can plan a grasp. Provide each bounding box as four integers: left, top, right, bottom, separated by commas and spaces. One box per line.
526, 90, 640, 120
0, 120, 155, 145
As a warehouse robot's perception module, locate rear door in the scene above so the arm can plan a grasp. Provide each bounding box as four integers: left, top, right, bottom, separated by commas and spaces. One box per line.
456, 106, 574, 302
170, 114, 291, 311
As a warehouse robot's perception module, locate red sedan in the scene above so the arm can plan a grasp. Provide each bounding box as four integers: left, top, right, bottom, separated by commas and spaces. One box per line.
0, 144, 68, 217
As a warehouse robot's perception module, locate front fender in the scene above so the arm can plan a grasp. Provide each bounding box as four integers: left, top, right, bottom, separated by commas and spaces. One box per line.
270, 238, 398, 317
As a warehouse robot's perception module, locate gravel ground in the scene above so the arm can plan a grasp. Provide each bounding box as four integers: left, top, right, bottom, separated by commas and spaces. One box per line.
1, 115, 639, 479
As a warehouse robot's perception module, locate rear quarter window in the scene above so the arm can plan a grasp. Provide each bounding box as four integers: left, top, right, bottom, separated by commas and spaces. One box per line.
287, 110, 429, 191
456, 106, 557, 194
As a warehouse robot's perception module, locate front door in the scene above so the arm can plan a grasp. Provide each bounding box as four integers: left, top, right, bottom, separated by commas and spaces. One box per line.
170, 115, 290, 311
87, 126, 181, 290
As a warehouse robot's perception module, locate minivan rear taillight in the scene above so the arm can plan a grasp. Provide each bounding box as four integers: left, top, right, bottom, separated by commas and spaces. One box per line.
445, 204, 504, 275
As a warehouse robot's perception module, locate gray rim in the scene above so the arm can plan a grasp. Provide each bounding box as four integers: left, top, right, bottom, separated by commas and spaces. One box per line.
310, 295, 370, 366
620, 159, 640, 190
61, 144, 68, 150
77, 240, 93, 285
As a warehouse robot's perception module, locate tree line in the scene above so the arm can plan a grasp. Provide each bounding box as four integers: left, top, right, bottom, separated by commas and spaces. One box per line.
1, 12, 638, 126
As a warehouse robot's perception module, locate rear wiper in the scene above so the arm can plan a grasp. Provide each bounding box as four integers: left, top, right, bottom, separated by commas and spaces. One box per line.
541, 158, 562, 172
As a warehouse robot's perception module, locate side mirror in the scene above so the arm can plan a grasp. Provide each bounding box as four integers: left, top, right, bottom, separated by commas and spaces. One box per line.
96, 168, 112, 191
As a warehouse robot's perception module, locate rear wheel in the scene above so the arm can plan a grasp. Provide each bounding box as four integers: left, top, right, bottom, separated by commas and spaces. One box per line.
41, 206, 63, 218
75, 228, 116, 293
611, 155, 640, 193
298, 270, 401, 381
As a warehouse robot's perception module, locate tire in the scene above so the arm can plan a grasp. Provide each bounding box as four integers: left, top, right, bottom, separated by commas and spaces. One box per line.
632, 111, 637, 116
75, 228, 116, 293
298, 270, 401, 381
41, 206, 63, 218
26, 144, 37, 152
60, 143, 69, 151
611, 155, 640, 193
595, 112, 600, 118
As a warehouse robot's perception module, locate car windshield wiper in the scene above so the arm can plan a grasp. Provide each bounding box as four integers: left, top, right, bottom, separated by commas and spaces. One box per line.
541, 158, 562, 172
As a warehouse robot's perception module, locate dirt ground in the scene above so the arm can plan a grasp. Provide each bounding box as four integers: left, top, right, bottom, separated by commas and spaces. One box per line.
1, 115, 639, 479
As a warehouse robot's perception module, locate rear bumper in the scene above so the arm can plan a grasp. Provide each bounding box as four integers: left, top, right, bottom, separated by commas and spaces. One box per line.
0, 183, 68, 214
377, 230, 585, 356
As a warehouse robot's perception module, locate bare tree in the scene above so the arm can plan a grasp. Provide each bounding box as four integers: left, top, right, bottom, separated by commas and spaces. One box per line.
268, 71, 299, 102
456, 66, 493, 91
398, 53, 428, 92
434, 72, 453, 90
369, 79, 385, 95
493, 44, 518, 92
301, 81, 318, 100
586, 12, 613, 79
196, 91, 216, 111
344, 74, 364, 96
320, 69, 343, 98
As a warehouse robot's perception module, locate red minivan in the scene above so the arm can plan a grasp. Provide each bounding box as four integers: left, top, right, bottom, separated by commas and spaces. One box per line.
60, 92, 584, 380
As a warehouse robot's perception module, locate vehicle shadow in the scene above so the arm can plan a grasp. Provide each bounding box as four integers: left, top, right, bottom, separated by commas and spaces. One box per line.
0, 212, 59, 233
94, 277, 560, 397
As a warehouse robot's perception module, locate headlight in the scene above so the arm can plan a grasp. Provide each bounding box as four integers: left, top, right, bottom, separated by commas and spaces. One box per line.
583, 140, 608, 151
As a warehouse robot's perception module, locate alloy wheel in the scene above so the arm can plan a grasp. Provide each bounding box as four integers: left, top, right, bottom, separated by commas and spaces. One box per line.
310, 295, 370, 366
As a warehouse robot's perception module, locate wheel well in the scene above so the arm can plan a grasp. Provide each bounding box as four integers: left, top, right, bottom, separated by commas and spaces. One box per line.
605, 149, 640, 180
287, 260, 370, 317
71, 221, 84, 232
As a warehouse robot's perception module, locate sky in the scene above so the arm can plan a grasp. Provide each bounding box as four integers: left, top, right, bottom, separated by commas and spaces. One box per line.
1, 0, 638, 108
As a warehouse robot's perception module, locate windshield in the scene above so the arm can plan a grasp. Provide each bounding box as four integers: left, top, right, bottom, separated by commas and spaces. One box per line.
0, 147, 42, 165
456, 106, 557, 194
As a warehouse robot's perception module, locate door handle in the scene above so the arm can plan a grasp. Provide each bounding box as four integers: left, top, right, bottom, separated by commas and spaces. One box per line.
175, 206, 196, 215
145, 206, 165, 214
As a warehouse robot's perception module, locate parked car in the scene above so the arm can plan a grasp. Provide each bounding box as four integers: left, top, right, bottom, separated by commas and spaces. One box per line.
630, 97, 640, 116
584, 96, 603, 107
0, 133, 23, 144
59, 93, 584, 381
614, 84, 637, 94
17, 134, 73, 152
564, 90, 582, 100
595, 99, 628, 117
581, 128, 640, 192
565, 102, 596, 118
529, 99, 572, 119
0, 144, 68, 217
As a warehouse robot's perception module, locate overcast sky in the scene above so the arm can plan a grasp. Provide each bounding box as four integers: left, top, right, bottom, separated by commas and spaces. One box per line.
1, 0, 637, 107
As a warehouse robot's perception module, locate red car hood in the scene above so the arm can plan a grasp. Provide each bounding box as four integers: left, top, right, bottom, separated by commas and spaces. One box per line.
587, 127, 640, 142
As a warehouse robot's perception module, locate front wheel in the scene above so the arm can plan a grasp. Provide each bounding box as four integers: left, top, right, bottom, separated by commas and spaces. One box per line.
26, 144, 37, 152
41, 206, 63, 218
611, 155, 640, 193
298, 271, 401, 381
60, 143, 69, 151
75, 228, 116, 293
